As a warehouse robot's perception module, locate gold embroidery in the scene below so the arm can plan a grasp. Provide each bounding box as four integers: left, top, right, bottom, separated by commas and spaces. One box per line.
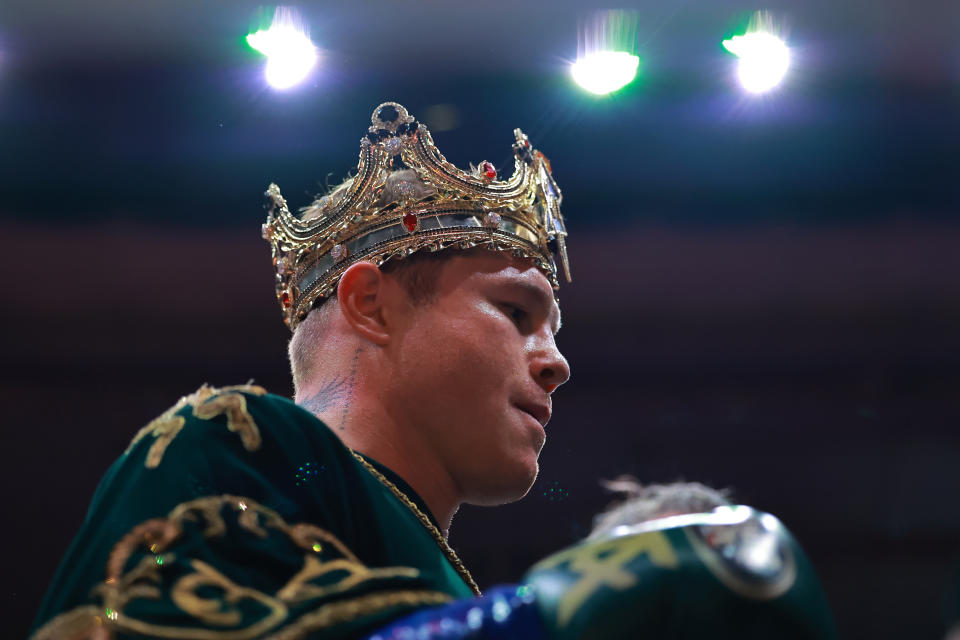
34, 591, 453, 640
278, 555, 419, 604
287, 523, 358, 561
125, 384, 266, 468
170, 559, 287, 633
31, 495, 445, 640
29, 605, 107, 640
531, 530, 678, 628
106, 518, 179, 581
264, 590, 453, 640
126, 410, 186, 468
193, 391, 262, 453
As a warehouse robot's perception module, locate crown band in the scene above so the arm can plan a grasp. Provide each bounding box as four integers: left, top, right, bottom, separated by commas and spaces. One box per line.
262, 102, 570, 330
296, 210, 545, 301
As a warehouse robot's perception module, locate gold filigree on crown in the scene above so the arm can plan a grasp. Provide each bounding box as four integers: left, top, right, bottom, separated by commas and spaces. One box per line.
261, 101, 570, 330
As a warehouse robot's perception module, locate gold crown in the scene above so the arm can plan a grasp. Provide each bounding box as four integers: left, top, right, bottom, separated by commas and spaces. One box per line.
262, 101, 570, 330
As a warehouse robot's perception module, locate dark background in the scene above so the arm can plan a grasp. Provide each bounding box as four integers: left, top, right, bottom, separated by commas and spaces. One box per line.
2, 1, 959, 637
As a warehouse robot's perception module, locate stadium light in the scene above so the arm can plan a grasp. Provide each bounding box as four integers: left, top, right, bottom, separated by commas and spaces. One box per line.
722, 30, 790, 94
246, 7, 317, 90
571, 51, 640, 95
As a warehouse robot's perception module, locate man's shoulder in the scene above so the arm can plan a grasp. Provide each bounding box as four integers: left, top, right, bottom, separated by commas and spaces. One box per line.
98, 382, 355, 522
122, 382, 345, 470
30, 383, 472, 640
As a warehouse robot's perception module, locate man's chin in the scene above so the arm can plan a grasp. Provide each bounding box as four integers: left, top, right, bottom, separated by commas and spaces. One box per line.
464, 458, 539, 506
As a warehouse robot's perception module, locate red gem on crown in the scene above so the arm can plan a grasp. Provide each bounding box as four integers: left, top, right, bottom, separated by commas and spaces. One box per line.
482, 161, 496, 181
402, 212, 418, 232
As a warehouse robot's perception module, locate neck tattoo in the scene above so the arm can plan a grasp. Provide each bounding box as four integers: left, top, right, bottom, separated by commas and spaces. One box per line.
338, 347, 362, 431
300, 377, 348, 415
299, 347, 363, 431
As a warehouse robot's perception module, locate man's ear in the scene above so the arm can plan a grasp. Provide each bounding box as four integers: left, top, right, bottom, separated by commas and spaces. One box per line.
336, 261, 393, 345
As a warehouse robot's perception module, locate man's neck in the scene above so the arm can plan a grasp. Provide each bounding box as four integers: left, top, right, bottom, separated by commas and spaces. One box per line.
346, 430, 462, 536
297, 380, 461, 533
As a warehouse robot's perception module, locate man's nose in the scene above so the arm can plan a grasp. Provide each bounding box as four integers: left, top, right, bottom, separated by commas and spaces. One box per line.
530, 338, 571, 393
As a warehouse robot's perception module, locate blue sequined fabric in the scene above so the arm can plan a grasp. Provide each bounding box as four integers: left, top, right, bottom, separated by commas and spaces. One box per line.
363, 584, 548, 640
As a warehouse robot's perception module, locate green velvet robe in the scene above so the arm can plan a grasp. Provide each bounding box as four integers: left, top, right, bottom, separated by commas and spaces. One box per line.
30, 384, 475, 639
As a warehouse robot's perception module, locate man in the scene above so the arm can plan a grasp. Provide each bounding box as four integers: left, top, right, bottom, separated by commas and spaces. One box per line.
29, 102, 571, 639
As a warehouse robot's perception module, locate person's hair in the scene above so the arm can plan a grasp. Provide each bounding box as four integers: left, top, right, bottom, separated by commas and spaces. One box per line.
586, 477, 732, 541
300, 169, 436, 223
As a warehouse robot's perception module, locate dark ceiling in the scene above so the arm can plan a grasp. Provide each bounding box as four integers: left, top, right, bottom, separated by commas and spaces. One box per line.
1, 0, 958, 225
2, 2, 959, 639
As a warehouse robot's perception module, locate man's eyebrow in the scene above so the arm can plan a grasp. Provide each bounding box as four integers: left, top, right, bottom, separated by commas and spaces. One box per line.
506, 279, 562, 334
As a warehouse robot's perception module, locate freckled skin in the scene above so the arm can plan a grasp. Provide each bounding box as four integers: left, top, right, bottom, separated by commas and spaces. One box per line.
383, 252, 570, 506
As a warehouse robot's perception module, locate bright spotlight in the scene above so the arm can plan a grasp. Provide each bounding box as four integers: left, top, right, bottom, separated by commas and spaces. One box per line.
246, 7, 317, 90
722, 31, 790, 94
571, 51, 639, 95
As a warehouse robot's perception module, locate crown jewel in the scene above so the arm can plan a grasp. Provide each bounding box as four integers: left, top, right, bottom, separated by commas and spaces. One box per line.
262, 101, 570, 330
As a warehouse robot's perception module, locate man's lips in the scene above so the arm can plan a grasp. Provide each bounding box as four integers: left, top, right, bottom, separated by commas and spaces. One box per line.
515, 401, 551, 428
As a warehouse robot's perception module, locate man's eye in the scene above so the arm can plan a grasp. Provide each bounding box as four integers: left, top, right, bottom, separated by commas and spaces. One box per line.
504, 304, 528, 325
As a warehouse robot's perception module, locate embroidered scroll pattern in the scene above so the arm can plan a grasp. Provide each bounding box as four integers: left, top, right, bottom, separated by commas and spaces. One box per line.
125, 384, 267, 468
31, 495, 452, 640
